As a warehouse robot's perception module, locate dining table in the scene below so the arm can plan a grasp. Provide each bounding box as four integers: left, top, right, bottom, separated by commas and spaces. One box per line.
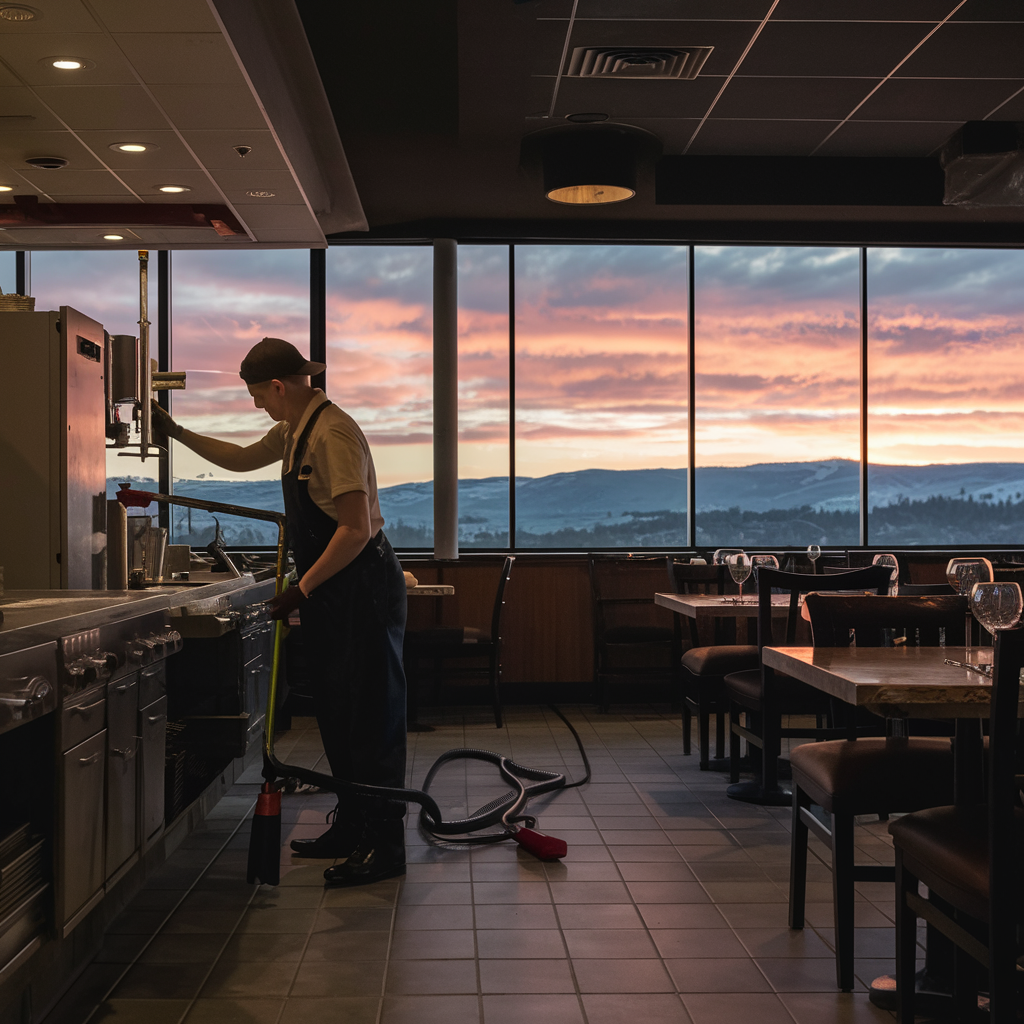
761, 642, 1001, 1016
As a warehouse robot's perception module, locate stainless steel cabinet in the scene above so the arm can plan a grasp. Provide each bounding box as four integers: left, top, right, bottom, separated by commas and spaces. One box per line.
60, 730, 106, 933
105, 677, 138, 878
139, 695, 166, 845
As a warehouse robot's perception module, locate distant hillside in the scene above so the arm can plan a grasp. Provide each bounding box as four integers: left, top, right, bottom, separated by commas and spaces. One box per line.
108, 459, 1024, 548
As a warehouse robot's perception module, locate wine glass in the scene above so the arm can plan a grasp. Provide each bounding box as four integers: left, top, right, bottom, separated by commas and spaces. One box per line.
946, 557, 993, 591
954, 562, 992, 655
728, 552, 752, 603
713, 548, 744, 565
872, 553, 899, 596
969, 582, 1023, 644
807, 544, 821, 574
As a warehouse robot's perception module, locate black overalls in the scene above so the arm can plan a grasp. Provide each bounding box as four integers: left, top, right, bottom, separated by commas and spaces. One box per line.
282, 399, 408, 826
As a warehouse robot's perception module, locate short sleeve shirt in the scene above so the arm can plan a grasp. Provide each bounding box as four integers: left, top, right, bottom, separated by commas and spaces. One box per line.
260, 391, 385, 535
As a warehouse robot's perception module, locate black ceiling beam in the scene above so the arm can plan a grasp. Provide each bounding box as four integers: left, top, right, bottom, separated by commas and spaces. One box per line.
656, 156, 945, 207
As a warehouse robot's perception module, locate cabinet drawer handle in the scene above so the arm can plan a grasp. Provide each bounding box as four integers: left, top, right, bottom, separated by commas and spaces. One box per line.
113, 683, 129, 693
78, 752, 101, 765
146, 714, 166, 724
70, 698, 104, 714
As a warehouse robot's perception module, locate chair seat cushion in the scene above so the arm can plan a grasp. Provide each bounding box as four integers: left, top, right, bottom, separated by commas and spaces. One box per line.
604, 626, 674, 644
724, 667, 829, 714
682, 645, 759, 678
406, 626, 489, 646
889, 805, 1024, 922
791, 737, 953, 814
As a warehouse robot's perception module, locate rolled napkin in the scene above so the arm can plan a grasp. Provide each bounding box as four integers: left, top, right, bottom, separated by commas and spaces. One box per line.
403, 571, 419, 589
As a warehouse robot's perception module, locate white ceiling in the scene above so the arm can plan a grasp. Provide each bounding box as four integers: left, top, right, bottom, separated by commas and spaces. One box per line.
0, 0, 365, 248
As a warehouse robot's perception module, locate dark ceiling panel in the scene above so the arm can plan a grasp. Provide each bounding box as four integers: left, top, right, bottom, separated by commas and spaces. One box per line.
573, 0, 772, 18
613, 118, 704, 154
740, 22, 931, 77
715, 77, 878, 120
686, 118, 837, 155
816, 119, 962, 156
853, 78, 1024, 121
563, 20, 760, 78
899, 23, 1024, 77
772, 0, 956, 18
988, 85, 1024, 119
551, 76, 725, 120
525, 19, 578, 76
951, 0, 1024, 20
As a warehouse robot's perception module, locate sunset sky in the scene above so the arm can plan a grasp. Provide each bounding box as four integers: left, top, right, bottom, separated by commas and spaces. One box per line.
24, 243, 1024, 495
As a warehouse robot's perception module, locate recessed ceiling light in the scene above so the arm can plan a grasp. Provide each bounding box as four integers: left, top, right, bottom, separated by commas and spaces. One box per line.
0, 4, 40, 21
111, 142, 156, 154
565, 112, 609, 124
42, 56, 94, 71
157, 185, 190, 193
102, 234, 124, 241
245, 190, 276, 198
0, 185, 12, 192
53, 59, 82, 69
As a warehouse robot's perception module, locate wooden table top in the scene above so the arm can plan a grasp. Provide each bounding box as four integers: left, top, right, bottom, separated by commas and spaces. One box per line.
761, 644, 1007, 719
408, 585, 455, 596
655, 592, 792, 619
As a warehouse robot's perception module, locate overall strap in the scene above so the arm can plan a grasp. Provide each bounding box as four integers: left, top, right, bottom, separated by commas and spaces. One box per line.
289, 399, 333, 470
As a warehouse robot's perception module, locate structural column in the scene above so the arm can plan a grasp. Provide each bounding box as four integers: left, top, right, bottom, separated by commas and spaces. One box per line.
433, 239, 458, 559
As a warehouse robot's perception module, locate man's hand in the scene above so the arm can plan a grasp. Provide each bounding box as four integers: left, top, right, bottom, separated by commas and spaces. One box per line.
151, 400, 183, 442
267, 583, 308, 621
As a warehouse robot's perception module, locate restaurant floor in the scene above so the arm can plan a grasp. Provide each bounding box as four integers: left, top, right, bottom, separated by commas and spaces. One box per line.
46, 708, 906, 1024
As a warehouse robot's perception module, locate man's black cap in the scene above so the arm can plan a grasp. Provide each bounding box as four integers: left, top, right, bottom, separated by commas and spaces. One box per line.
239, 337, 326, 385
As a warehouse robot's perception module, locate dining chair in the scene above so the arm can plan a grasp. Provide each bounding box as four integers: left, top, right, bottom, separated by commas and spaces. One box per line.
890, 624, 1024, 1024
589, 553, 681, 713
723, 565, 893, 804
789, 593, 964, 991
403, 556, 513, 728
668, 560, 758, 769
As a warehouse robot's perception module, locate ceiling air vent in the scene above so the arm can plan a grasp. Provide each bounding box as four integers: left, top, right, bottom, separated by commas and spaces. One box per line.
567, 46, 713, 80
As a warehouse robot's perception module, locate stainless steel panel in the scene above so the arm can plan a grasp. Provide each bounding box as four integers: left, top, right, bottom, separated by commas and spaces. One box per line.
105, 677, 138, 878
0, 642, 58, 737
61, 686, 105, 752
139, 695, 166, 844
60, 730, 105, 929
61, 306, 107, 591
107, 335, 139, 404
139, 662, 165, 707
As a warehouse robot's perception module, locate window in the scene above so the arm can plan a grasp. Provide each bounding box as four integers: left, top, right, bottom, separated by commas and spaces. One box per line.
868, 248, 1024, 545
0, 252, 15, 294
169, 250, 310, 545
694, 246, 861, 548
514, 245, 689, 548
458, 245, 510, 549
325, 246, 433, 547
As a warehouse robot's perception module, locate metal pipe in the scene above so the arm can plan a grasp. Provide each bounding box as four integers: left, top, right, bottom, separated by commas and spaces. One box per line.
433, 239, 458, 560
138, 250, 151, 462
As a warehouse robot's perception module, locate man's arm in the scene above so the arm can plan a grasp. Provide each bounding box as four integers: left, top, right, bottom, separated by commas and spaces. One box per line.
299, 490, 372, 595
176, 429, 279, 473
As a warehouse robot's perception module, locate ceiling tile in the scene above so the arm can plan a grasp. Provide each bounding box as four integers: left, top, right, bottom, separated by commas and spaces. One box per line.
898, 22, 1024, 77
686, 117, 837, 155
772, 0, 955, 18
715, 77, 879, 119
208, 168, 303, 202
148, 85, 267, 131
75, 129, 197, 169
17, 168, 133, 196
815, 119, 962, 156
0, 63, 24, 88
607, 117, 703, 154
564, 21, 760, 78
739, 21, 930, 76
552, 76, 724, 119
34, 85, 169, 131
951, 0, 1024, 21
232, 203, 317, 230
987, 85, 1024, 118
574, 1, 772, 17
0, 33, 137, 86
251, 230, 325, 244
853, 78, 1024, 121
112, 33, 246, 87
87, 0, 220, 33
113, 168, 223, 202
0, 128, 105, 169
181, 131, 286, 171
0, 88, 68, 130
0, 2, 103, 33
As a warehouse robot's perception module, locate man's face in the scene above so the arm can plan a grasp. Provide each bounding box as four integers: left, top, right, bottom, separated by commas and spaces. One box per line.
247, 379, 288, 421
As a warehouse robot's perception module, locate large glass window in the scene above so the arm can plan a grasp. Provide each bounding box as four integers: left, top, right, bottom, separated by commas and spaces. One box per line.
458, 245, 510, 549
169, 250, 310, 545
0, 252, 15, 294
868, 248, 1024, 545
694, 246, 861, 548
514, 246, 689, 548
325, 246, 433, 548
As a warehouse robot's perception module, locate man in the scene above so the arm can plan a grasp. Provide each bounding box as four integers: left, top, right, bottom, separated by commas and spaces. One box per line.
153, 337, 408, 887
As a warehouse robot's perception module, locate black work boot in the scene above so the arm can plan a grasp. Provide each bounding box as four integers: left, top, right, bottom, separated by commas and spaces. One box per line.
289, 806, 361, 859
322, 819, 405, 887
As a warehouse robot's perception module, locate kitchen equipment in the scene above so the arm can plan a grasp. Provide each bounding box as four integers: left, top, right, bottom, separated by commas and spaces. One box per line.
142, 527, 168, 582
0, 307, 106, 589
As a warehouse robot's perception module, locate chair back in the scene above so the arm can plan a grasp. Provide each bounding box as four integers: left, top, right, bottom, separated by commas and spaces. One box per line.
804, 593, 968, 648
666, 559, 724, 595
994, 567, 1024, 586
588, 553, 674, 640
753, 565, 892, 652
898, 583, 954, 596
490, 556, 515, 643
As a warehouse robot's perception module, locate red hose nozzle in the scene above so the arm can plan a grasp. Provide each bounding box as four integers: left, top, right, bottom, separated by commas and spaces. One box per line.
117, 482, 158, 508
512, 827, 567, 861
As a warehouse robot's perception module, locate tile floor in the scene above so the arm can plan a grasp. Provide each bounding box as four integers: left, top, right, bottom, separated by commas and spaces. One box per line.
47, 708, 901, 1024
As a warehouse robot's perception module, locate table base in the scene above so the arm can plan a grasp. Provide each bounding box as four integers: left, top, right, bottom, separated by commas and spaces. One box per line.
726, 780, 792, 806
869, 970, 955, 1017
